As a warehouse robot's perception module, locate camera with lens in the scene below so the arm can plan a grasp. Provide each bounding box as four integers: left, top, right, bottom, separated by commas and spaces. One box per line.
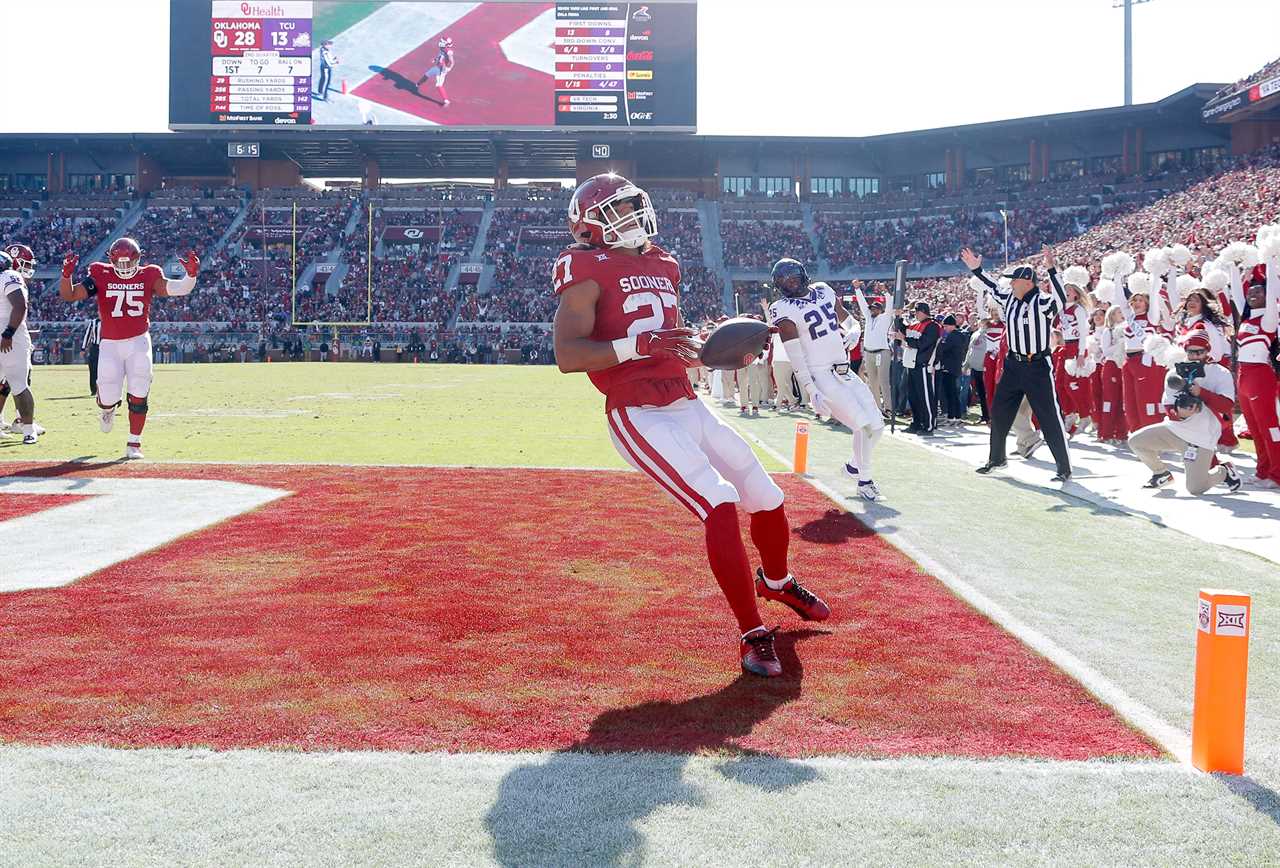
1166, 361, 1206, 412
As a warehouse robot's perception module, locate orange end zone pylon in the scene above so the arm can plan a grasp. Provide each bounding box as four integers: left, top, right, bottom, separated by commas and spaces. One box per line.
1192, 588, 1251, 775
793, 421, 809, 474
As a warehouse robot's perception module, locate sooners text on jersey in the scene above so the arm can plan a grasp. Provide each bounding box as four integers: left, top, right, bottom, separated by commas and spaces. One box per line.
552, 243, 694, 410
88, 262, 164, 340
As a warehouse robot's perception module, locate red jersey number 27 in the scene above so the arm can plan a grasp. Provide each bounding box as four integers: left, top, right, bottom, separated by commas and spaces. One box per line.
552, 255, 575, 292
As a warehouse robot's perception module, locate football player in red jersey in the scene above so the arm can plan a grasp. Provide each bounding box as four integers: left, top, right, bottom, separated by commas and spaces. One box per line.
416, 36, 454, 106
552, 174, 831, 678
58, 238, 200, 459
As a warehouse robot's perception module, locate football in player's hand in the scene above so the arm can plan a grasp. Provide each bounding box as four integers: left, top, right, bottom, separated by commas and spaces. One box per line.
699, 317, 771, 370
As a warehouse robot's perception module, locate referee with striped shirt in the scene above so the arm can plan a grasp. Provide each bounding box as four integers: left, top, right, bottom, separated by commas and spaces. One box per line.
81, 317, 100, 396
962, 245, 1071, 482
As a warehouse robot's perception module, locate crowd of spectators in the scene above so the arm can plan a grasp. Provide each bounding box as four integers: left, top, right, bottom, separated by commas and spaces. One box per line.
131, 205, 240, 266
721, 219, 814, 269
656, 209, 704, 264
1210, 55, 1280, 99
814, 205, 1132, 270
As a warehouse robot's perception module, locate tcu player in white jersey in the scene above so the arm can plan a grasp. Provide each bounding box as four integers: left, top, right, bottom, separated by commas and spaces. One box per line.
0, 244, 39, 444
768, 258, 886, 501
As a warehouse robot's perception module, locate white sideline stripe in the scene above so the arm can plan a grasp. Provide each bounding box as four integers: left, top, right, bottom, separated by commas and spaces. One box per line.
718, 406, 1192, 766
0, 743, 1187, 774
0, 477, 289, 592
0, 458, 634, 472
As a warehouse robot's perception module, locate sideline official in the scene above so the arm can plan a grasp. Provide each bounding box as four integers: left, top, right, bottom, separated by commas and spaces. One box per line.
963, 245, 1072, 482
82, 317, 100, 396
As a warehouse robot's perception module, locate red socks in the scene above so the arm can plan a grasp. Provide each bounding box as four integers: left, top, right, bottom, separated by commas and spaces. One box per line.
127, 394, 146, 438
704, 502, 762, 634
749, 504, 791, 582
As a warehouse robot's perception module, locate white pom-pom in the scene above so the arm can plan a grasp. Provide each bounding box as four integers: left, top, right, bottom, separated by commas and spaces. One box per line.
968, 276, 985, 293
1165, 346, 1188, 366
1201, 269, 1229, 292
1143, 333, 1169, 356
1063, 265, 1090, 288
1167, 244, 1192, 266
1143, 247, 1170, 275
1254, 224, 1280, 248
997, 276, 1012, 291
1260, 235, 1280, 262
1065, 357, 1079, 377
1220, 241, 1260, 269
1127, 272, 1152, 296
1094, 278, 1116, 305
1101, 251, 1135, 279
1176, 274, 1200, 296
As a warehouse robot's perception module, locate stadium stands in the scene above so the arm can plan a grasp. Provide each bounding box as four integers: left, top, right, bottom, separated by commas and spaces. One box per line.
15, 142, 1280, 359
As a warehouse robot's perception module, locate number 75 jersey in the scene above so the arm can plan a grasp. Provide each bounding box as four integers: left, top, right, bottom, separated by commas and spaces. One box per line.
768, 281, 847, 370
86, 262, 166, 340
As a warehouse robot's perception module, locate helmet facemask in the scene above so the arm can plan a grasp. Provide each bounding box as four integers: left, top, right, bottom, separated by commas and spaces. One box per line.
14, 258, 34, 279
113, 256, 140, 279
581, 187, 657, 249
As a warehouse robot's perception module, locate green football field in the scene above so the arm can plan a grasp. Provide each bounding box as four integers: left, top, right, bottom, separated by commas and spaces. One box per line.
5, 362, 782, 469
3, 362, 1279, 865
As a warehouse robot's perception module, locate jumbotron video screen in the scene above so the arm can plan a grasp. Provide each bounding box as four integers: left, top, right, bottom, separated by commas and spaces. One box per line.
169, 0, 697, 130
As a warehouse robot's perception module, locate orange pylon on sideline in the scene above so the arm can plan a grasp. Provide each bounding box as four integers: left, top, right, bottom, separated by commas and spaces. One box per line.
1192, 588, 1251, 775
341, 79, 348, 95
793, 420, 809, 474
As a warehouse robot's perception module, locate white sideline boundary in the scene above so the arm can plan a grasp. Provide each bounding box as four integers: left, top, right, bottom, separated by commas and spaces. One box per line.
721, 412, 1192, 766
0, 457, 634, 472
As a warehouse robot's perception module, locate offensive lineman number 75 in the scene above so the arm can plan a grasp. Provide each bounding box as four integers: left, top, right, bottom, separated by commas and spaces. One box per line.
105, 288, 145, 317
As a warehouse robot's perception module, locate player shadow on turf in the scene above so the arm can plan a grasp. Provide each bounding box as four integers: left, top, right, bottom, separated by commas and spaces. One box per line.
792, 507, 883, 545
1216, 773, 1280, 828
484, 629, 826, 866
0, 457, 124, 481
367, 66, 444, 105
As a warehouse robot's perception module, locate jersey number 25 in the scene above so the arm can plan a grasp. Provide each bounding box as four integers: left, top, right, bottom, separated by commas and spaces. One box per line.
803, 302, 838, 340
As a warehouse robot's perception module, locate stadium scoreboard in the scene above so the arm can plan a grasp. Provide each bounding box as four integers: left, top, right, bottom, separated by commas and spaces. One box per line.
170, 1, 697, 131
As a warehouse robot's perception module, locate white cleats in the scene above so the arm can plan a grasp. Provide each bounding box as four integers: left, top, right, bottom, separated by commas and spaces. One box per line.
124, 443, 144, 460
21, 428, 37, 445
100, 407, 116, 433
857, 480, 882, 501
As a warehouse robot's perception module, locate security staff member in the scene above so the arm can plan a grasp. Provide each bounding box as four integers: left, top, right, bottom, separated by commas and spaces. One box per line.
82, 317, 101, 396
315, 40, 338, 101
962, 245, 1072, 482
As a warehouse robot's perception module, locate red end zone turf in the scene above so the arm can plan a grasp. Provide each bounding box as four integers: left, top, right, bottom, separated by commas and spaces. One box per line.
0, 462, 1159, 759
0, 494, 89, 522
352, 3, 554, 126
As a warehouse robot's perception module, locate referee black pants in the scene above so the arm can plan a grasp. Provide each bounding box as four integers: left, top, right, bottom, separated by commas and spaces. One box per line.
989, 353, 1070, 474
87, 343, 99, 396
906, 365, 935, 431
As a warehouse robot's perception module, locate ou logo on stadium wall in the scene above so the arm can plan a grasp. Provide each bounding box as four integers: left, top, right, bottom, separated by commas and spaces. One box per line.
0, 476, 288, 593
404, 228, 423, 240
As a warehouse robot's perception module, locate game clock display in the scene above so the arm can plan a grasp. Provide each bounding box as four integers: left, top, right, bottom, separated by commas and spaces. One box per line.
170, 0, 696, 130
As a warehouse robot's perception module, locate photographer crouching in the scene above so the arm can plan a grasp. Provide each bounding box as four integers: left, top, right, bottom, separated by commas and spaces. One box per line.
1127, 331, 1242, 494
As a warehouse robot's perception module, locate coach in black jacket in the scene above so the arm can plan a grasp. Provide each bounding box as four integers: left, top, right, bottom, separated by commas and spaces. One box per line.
893, 302, 941, 433
937, 315, 968, 423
